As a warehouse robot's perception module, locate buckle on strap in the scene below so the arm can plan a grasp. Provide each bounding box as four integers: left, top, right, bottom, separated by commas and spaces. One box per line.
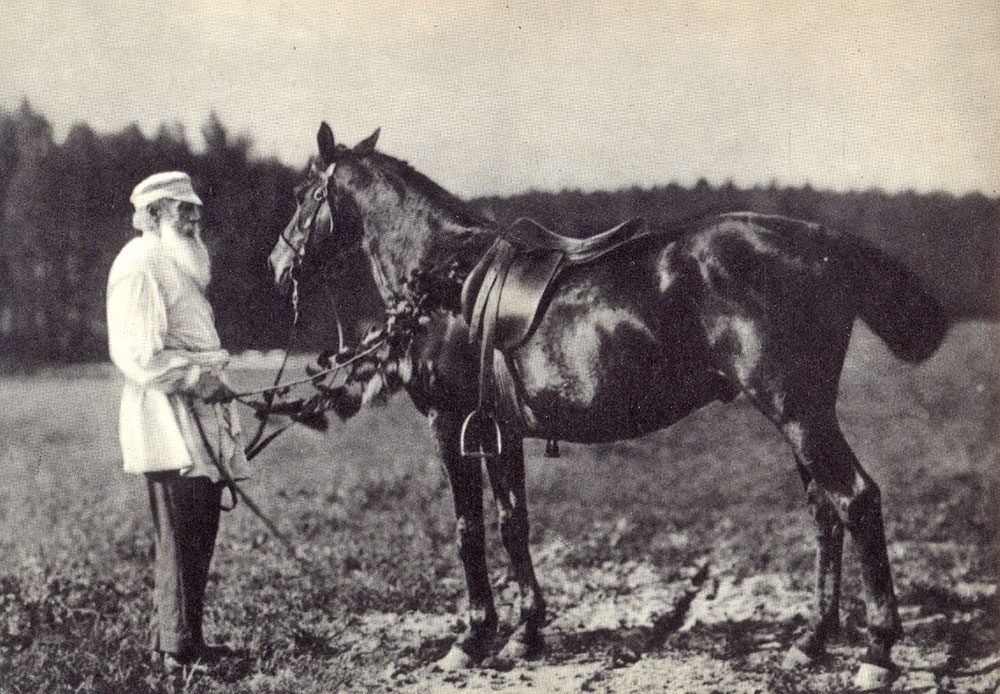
459, 409, 503, 460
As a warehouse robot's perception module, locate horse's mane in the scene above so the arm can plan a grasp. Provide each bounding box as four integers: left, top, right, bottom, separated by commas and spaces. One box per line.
367, 151, 496, 230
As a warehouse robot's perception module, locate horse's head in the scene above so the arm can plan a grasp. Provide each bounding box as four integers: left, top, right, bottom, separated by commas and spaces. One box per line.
268, 122, 379, 293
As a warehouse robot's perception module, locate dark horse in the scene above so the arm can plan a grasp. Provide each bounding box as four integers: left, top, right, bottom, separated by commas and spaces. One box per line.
268, 124, 947, 684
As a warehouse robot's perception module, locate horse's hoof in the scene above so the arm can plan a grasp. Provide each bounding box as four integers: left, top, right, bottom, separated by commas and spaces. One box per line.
853, 661, 898, 691
437, 645, 476, 671
497, 634, 542, 661
497, 638, 529, 661
781, 645, 813, 670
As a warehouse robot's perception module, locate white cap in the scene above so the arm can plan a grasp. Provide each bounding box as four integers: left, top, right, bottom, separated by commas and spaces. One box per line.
129, 171, 203, 209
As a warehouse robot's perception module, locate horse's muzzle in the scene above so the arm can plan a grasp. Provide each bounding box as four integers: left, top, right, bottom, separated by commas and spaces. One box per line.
268, 248, 294, 295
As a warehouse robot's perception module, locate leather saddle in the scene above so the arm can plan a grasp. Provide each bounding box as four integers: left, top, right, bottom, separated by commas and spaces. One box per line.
458, 216, 652, 459
461, 216, 651, 349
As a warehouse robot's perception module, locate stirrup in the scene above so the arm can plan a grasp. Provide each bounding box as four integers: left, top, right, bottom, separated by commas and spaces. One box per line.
459, 409, 503, 459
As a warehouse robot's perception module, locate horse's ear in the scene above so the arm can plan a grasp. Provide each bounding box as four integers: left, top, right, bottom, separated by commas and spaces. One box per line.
354, 128, 380, 154
317, 122, 337, 165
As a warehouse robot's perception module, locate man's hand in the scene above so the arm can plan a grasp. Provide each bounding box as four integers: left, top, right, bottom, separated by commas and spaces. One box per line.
203, 382, 237, 404
191, 372, 236, 404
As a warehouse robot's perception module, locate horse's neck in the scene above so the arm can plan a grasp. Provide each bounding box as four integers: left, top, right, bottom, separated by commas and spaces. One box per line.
360, 201, 495, 306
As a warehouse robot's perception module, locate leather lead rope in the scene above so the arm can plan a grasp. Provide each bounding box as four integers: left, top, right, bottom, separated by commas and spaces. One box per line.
189, 399, 239, 512
189, 403, 323, 574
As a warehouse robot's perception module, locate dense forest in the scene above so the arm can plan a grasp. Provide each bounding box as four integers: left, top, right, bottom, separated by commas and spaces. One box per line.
1, 101, 996, 363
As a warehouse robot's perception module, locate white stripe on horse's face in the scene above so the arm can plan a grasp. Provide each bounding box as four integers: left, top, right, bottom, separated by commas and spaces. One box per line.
269, 166, 334, 290
269, 210, 303, 289
656, 246, 680, 292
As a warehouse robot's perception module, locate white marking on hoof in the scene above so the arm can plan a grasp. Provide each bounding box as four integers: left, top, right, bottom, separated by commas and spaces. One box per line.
498, 637, 530, 661
781, 645, 813, 670
853, 662, 897, 691
437, 645, 475, 671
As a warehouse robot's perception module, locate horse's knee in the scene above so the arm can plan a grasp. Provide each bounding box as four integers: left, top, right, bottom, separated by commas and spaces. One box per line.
806, 482, 840, 525
790, 422, 881, 532
468, 604, 498, 633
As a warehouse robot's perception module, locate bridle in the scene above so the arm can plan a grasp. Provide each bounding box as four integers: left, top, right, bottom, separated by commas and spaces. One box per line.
276, 161, 338, 322
279, 161, 336, 268
238, 159, 350, 426
210, 151, 375, 567
188, 167, 338, 520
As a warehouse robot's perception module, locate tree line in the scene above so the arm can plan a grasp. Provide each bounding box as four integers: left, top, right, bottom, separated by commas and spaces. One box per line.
1, 101, 996, 363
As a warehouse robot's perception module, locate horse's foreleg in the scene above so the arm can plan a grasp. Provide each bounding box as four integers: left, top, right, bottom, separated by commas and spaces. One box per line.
484, 435, 546, 660
431, 411, 498, 667
783, 416, 902, 681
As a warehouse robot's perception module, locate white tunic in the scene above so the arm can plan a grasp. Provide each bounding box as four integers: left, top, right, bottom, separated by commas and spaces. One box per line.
106, 234, 249, 481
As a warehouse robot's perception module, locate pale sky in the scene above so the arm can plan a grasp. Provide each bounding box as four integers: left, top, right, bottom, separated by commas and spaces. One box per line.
2, 0, 997, 197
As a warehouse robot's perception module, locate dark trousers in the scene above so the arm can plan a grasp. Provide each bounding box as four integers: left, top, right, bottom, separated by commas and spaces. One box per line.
145, 471, 222, 655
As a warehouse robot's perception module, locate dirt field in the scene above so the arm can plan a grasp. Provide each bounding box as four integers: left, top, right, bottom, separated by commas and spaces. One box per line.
1, 321, 997, 693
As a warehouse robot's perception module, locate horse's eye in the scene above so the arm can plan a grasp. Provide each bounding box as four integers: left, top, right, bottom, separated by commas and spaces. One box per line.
313, 187, 325, 202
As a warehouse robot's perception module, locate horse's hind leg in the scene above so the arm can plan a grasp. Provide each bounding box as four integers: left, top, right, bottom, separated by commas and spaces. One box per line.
785, 460, 845, 664
484, 435, 546, 660
780, 414, 902, 669
431, 410, 498, 667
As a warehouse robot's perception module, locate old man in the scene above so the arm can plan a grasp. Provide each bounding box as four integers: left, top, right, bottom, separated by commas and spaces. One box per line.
106, 171, 249, 672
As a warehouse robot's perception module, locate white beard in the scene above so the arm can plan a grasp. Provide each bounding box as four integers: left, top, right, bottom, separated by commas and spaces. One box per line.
159, 225, 212, 290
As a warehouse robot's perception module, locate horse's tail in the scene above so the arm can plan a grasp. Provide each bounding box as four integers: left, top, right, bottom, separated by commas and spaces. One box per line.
835, 234, 949, 362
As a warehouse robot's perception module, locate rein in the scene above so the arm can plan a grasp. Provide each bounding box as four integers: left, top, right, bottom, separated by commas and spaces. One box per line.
237, 282, 301, 462
189, 397, 329, 575
233, 333, 389, 463
234, 338, 386, 400
235, 159, 454, 462
195, 157, 422, 571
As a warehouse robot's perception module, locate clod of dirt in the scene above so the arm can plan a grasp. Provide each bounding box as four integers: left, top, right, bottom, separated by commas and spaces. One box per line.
680, 573, 811, 631
606, 645, 640, 669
